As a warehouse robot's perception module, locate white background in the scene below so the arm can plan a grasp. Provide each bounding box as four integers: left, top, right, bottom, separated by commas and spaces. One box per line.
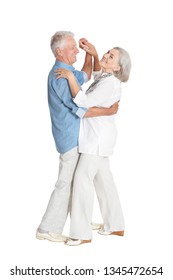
0, 0, 173, 279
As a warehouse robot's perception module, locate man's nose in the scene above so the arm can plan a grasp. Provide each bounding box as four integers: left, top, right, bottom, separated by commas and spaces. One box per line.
75, 47, 79, 54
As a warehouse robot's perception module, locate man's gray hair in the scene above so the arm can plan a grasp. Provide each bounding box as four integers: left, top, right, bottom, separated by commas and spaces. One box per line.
50, 31, 74, 57
113, 47, 131, 82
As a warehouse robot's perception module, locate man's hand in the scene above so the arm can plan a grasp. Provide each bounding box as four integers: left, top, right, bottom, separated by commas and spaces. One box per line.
79, 38, 88, 50
109, 101, 120, 115
85, 101, 120, 118
79, 38, 98, 58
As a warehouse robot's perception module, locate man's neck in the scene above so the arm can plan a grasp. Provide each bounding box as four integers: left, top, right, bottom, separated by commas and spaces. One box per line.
56, 56, 72, 66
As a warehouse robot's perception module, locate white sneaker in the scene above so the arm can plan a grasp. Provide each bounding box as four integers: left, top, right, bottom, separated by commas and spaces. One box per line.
91, 222, 104, 230
36, 230, 67, 242
65, 239, 91, 246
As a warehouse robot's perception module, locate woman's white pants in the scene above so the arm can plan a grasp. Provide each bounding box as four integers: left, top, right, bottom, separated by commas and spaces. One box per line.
70, 154, 125, 240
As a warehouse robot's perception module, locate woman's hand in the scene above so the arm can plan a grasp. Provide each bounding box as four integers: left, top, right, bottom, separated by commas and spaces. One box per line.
54, 68, 80, 97
54, 68, 74, 80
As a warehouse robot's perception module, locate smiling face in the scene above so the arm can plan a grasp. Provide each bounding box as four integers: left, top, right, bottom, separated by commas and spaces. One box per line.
99, 48, 120, 73
56, 36, 79, 65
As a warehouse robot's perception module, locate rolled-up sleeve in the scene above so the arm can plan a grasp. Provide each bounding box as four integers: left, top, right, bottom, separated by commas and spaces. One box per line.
75, 107, 87, 118
82, 71, 89, 83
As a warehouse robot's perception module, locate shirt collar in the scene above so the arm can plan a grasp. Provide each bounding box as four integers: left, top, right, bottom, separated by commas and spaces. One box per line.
54, 60, 75, 71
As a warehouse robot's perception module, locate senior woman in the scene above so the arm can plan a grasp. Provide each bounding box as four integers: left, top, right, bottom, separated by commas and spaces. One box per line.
56, 40, 131, 245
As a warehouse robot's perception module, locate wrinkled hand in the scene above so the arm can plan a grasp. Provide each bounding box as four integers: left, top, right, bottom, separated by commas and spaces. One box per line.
79, 38, 88, 49
54, 68, 74, 80
79, 38, 98, 57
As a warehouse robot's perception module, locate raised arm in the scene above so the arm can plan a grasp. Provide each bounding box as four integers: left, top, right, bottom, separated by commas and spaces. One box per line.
81, 53, 92, 80
80, 39, 101, 72
80, 39, 92, 80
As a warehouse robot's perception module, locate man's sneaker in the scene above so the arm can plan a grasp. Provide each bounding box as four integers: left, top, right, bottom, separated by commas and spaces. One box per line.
36, 229, 67, 242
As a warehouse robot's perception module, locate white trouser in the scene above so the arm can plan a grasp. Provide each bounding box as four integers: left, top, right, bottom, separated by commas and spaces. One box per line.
70, 154, 125, 240
38, 147, 79, 233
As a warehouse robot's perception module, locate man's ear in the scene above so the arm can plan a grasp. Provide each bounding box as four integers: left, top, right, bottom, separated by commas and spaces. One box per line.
56, 48, 62, 56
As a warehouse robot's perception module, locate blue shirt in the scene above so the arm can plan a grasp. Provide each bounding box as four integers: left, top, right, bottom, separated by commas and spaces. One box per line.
48, 61, 88, 154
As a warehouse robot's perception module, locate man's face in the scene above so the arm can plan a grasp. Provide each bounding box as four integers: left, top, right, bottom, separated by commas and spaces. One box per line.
60, 36, 79, 65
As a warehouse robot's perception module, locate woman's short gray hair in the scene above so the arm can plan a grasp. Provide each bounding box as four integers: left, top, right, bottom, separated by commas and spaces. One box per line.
50, 31, 74, 57
113, 47, 131, 82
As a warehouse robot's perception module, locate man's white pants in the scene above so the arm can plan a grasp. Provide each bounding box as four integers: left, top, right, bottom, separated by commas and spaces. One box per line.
38, 147, 79, 233
70, 154, 125, 240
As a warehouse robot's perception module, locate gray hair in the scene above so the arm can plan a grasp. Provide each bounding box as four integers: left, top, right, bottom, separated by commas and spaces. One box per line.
113, 47, 131, 82
50, 31, 74, 57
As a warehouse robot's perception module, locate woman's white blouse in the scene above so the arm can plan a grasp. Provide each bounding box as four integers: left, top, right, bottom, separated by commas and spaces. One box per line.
73, 71, 121, 156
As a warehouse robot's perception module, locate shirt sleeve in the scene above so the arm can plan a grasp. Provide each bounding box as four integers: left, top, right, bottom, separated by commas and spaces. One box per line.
73, 70, 88, 85
73, 79, 121, 108
82, 71, 89, 83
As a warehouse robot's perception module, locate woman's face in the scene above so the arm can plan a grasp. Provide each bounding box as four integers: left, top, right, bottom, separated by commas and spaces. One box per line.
99, 48, 120, 73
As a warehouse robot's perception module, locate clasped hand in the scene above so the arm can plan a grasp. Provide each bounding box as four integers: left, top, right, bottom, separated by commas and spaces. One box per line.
79, 38, 97, 57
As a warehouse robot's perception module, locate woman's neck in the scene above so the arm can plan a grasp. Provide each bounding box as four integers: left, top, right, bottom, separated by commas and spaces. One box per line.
101, 67, 113, 74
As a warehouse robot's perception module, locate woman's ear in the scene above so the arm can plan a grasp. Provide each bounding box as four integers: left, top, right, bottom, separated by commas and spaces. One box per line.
114, 65, 120, 72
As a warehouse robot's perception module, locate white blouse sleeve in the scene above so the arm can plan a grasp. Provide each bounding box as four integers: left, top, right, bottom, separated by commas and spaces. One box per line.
73, 79, 121, 108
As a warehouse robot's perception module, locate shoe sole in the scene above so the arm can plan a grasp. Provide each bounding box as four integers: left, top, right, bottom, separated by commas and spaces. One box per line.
36, 235, 67, 242
65, 239, 91, 246
110, 231, 124, 236
98, 230, 124, 236
80, 240, 91, 245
